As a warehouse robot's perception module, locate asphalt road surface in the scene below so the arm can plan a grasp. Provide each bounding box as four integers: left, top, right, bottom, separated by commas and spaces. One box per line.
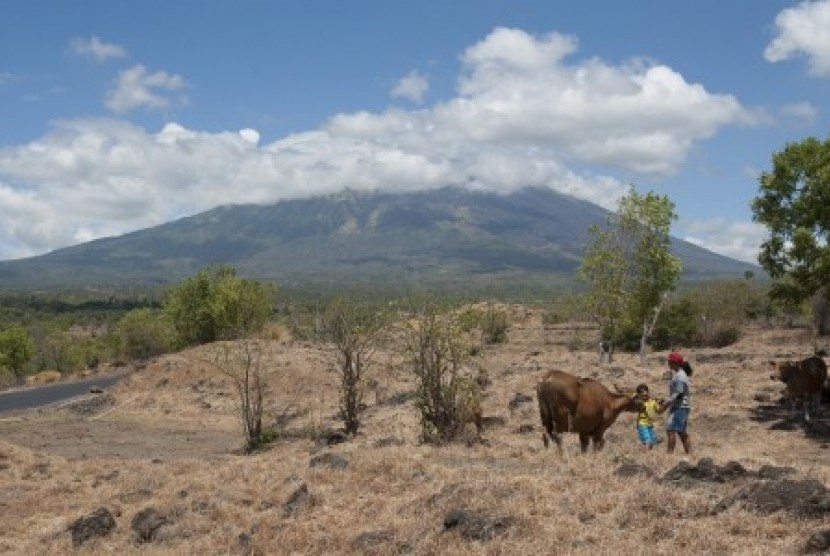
0, 371, 127, 413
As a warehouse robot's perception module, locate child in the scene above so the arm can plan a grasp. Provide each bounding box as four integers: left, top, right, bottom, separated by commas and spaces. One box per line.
635, 383, 660, 451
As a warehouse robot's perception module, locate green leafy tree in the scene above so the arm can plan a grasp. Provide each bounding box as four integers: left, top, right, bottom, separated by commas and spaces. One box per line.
115, 308, 178, 360
752, 135, 830, 335
579, 186, 682, 363
0, 325, 36, 381
165, 266, 274, 345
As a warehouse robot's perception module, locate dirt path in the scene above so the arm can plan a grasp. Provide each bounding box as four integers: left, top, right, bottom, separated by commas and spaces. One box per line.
0, 410, 240, 461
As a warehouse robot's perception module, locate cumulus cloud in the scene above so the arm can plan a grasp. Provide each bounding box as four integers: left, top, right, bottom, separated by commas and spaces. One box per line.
680, 219, 768, 264
391, 70, 429, 104
69, 36, 127, 62
765, 0, 830, 76
105, 64, 187, 113
0, 27, 749, 259
781, 101, 819, 123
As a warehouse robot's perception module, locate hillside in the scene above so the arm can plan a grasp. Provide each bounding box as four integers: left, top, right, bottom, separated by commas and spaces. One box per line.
1, 309, 829, 554
0, 186, 760, 293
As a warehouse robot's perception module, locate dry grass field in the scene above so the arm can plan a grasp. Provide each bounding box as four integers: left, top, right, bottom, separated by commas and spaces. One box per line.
2, 304, 830, 555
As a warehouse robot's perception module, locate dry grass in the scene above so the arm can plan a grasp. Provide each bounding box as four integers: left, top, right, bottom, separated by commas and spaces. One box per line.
2, 306, 830, 555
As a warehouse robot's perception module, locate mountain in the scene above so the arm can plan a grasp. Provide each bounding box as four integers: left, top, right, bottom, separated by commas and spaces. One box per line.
0, 186, 760, 294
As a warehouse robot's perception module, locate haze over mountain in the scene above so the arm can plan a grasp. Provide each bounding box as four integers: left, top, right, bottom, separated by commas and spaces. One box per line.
0, 187, 760, 294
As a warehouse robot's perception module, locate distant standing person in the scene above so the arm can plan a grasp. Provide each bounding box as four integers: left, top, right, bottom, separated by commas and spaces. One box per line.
658, 351, 692, 455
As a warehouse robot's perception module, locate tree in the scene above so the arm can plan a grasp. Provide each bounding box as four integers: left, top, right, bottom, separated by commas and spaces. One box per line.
579, 186, 682, 363
0, 325, 35, 381
115, 308, 178, 360
165, 265, 274, 345
752, 135, 830, 336
321, 298, 385, 436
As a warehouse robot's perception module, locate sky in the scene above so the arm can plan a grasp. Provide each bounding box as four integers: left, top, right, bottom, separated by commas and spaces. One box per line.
1, 1, 829, 265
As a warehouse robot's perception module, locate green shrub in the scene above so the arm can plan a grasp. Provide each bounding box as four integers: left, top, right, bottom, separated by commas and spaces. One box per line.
407, 308, 484, 443
481, 307, 509, 344
115, 308, 178, 360
0, 325, 35, 381
165, 265, 274, 346
706, 325, 741, 348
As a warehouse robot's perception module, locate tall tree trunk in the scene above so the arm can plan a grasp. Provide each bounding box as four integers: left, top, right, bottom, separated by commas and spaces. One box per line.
813, 289, 830, 337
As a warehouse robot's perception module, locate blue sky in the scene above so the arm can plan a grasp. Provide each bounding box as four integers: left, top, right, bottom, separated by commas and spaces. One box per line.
1, 1, 829, 264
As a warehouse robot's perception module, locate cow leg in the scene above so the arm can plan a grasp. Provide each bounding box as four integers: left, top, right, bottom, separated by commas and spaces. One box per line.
578, 434, 590, 454
592, 434, 605, 452
551, 433, 563, 455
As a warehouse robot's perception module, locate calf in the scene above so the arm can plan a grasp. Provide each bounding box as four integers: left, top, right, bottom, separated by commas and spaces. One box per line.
770, 356, 828, 421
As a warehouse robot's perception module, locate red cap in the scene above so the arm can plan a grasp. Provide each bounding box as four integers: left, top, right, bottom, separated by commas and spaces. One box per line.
668, 351, 683, 364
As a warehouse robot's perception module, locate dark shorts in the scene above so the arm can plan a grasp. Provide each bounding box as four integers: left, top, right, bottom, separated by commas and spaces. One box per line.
666, 407, 690, 433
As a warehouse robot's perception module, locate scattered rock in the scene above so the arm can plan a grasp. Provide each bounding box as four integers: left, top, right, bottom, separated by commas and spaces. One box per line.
68, 507, 116, 547
351, 530, 395, 552
615, 462, 655, 478
802, 529, 830, 554
309, 453, 348, 470
757, 464, 797, 480
508, 392, 534, 414
482, 415, 506, 428
314, 428, 348, 447
131, 507, 170, 543
443, 509, 515, 541
662, 458, 747, 486
577, 511, 595, 523
66, 394, 115, 416
372, 436, 405, 448
515, 423, 535, 434
715, 479, 830, 518
283, 483, 314, 517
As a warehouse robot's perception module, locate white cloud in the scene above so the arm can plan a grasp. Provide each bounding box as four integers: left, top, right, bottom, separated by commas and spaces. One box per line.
69, 36, 127, 62
765, 0, 830, 77
680, 219, 768, 264
391, 70, 429, 104
105, 64, 187, 113
0, 27, 749, 259
781, 101, 819, 123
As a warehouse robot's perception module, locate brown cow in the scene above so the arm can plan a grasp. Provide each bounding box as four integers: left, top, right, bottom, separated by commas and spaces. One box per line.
536, 369, 641, 454
769, 356, 828, 421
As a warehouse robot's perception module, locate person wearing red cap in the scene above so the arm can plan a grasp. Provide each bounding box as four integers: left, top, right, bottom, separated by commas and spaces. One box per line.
659, 350, 692, 454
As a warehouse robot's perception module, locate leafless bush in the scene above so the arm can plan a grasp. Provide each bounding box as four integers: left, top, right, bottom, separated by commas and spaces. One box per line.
321, 298, 385, 436
209, 341, 271, 453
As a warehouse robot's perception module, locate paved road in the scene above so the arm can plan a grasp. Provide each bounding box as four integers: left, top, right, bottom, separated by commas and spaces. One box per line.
0, 371, 128, 413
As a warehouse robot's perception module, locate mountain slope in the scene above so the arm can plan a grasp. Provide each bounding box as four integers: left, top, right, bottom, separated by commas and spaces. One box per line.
0, 186, 760, 293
